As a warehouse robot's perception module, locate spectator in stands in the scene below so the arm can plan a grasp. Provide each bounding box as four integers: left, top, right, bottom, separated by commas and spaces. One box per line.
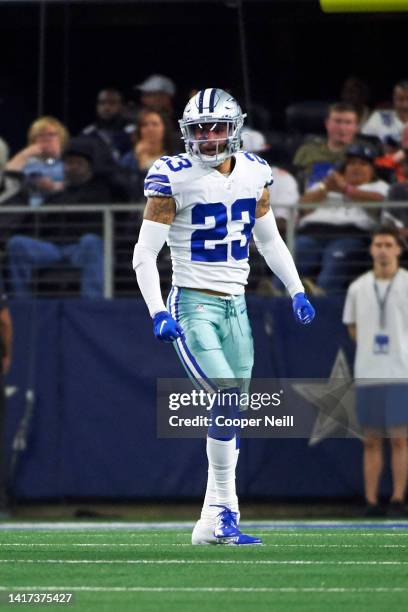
293, 103, 359, 192
362, 80, 408, 144
5, 117, 68, 207
135, 74, 176, 120
0, 290, 12, 518
81, 88, 134, 162
242, 128, 299, 232
120, 108, 174, 201
343, 226, 408, 517
383, 157, 408, 241
297, 143, 389, 293
6, 138, 116, 298
340, 76, 371, 128
241, 128, 299, 295
375, 125, 408, 184
388, 155, 408, 203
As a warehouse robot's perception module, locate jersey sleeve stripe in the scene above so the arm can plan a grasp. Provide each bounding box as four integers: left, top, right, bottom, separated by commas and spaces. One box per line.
144, 181, 172, 196
146, 174, 170, 184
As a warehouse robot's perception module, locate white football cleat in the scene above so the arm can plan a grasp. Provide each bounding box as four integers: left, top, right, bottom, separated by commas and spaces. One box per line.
191, 519, 217, 545
191, 508, 261, 545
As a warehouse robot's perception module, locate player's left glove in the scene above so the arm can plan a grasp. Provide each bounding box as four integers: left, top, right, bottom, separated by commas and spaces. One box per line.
153, 311, 184, 342
292, 292, 315, 325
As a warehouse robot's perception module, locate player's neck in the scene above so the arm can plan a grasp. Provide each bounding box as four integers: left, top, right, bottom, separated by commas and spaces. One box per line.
215, 156, 234, 175
373, 263, 399, 279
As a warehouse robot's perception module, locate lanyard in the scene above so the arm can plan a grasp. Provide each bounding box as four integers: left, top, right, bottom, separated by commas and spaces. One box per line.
373, 274, 397, 329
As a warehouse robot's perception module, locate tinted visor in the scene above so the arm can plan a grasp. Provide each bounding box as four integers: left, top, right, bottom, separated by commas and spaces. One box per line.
186, 121, 234, 142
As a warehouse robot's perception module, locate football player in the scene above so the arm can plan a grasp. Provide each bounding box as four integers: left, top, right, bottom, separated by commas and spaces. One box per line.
133, 88, 315, 545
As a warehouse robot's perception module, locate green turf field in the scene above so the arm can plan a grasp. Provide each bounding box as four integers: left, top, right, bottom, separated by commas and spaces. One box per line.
1, 522, 408, 611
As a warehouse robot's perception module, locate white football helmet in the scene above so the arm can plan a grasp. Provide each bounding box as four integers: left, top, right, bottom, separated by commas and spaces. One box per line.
179, 88, 246, 167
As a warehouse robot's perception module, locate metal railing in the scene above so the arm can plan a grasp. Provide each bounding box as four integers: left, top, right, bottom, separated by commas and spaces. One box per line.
0, 201, 406, 298
284, 200, 408, 255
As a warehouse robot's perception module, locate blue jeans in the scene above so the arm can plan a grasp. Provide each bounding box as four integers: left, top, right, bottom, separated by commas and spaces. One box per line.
295, 234, 368, 292
6, 234, 104, 298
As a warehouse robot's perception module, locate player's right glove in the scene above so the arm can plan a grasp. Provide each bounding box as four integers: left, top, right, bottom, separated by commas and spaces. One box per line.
153, 311, 184, 342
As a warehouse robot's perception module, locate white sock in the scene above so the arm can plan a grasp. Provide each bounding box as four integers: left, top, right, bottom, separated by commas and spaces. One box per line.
204, 436, 239, 514
200, 466, 217, 522
200, 445, 240, 523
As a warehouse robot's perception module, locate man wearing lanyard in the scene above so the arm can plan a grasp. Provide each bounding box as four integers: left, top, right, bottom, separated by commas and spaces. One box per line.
343, 226, 408, 517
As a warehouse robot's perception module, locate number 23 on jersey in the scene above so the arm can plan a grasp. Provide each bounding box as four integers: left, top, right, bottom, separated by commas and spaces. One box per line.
191, 198, 256, 263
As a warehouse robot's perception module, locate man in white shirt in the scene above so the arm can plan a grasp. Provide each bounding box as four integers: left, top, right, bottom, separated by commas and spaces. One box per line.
343, 227, 408, 517
362, 80, 408, 144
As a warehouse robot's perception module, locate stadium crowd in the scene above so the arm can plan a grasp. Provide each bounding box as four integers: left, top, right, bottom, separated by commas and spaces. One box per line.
1, 74, 408, 297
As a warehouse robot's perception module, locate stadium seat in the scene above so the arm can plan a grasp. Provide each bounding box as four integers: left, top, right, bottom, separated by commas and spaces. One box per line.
285, 101, 330, 135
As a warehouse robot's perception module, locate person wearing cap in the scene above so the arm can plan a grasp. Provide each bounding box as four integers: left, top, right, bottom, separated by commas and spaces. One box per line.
6, 137, 117, 298
296, 144, 389, 293
136, 74, 176, 118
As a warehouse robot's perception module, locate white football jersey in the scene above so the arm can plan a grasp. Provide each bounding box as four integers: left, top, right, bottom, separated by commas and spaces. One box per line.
144, 151, 273, 294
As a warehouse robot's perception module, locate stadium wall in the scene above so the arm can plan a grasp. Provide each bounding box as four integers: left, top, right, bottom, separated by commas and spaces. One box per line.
5, 297, 389, 500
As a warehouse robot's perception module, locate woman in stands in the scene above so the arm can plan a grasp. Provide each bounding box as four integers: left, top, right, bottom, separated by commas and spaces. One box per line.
120, 108, 174, 202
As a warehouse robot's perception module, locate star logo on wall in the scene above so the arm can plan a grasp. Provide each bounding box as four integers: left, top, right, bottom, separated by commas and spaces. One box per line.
292, 349, 362, 446
6, 386, 18, 398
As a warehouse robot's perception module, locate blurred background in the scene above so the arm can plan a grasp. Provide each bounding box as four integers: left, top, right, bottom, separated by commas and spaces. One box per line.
0, 0, 406, 147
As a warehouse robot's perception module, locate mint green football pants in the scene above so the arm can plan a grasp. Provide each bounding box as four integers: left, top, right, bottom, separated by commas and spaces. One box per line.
167, 286, 254, 394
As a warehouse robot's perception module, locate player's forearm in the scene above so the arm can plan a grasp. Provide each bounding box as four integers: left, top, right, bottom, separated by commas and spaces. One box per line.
132, 220, 169, 317
253, 210, 304, 297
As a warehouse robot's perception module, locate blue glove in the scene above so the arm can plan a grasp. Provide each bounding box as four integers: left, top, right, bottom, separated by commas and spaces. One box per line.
153, 311, 184, 342
292, 292, 315, 325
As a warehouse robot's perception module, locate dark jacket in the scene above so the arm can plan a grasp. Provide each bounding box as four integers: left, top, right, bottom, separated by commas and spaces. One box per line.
39, 177, 117, 243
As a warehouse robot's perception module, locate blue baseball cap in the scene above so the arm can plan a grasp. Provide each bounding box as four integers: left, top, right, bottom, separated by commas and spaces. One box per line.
346, 143, 376, 162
